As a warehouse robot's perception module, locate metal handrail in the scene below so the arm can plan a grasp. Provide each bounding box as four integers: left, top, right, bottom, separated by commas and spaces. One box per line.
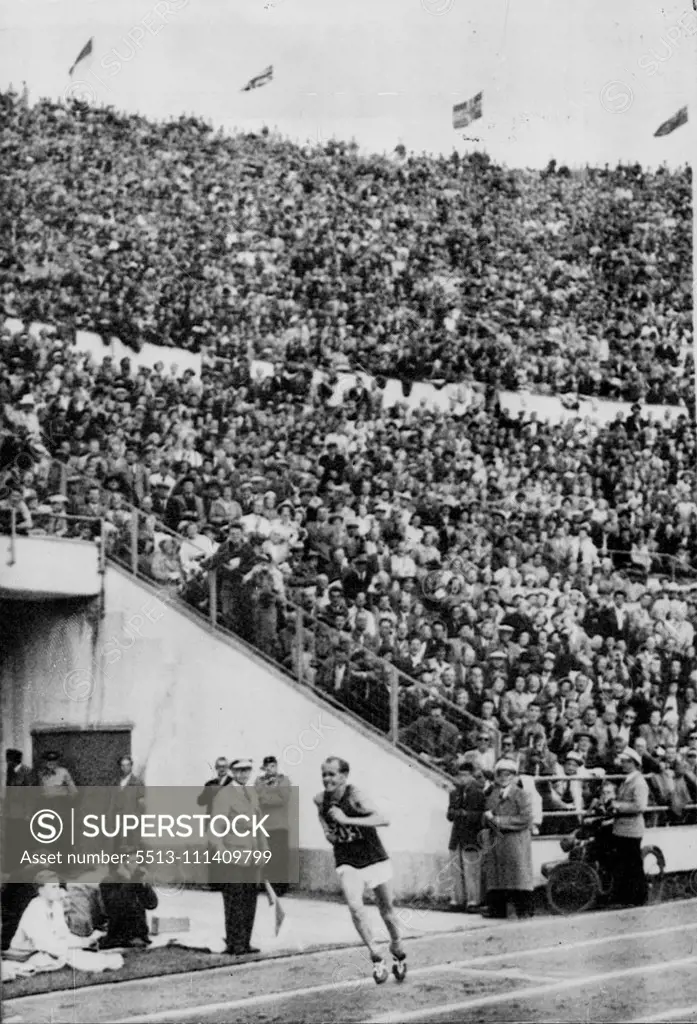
10, 451, 697, 777
11, 459, 497, 772
2, 508, 106, 564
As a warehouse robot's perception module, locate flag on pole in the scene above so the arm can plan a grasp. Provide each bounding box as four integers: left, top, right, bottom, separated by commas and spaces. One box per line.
241, 66, 273, 92
453, 92, 483, 130
654, 106, 688, 137
264, 881, 286, 935
69, 38, 93, 77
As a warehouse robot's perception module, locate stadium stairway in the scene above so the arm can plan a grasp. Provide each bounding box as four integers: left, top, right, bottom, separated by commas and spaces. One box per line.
1, 559, 456, 900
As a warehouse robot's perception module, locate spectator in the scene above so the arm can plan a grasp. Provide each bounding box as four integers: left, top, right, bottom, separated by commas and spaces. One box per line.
482, 759, 535, 919
8, 871, 118, 971
611, 749, 650, 907
36, 752, 76, 795
255, 755, 292, 896
5, 749, 31, 786
98, 863, 158, 949
446, 760, 486, 913
400, 702, 460, 769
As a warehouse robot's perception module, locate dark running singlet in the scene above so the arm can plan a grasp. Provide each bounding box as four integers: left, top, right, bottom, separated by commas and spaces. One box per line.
321, 784, 388, 870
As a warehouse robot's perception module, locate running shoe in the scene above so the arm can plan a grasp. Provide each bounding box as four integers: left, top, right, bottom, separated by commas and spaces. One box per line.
392, 951, 407, 983
372, 956, 389, 984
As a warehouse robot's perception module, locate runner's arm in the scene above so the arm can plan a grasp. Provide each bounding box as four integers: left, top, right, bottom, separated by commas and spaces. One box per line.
330, 788, 389, 828
314, 792, 336, 842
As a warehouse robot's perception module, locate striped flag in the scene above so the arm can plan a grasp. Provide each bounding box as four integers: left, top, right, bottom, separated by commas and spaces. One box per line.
264, 881, 286, 936
654, 106, 688, 137
69, 38, 93, 77
241, 66, 273, 92
453, 92, 483, 130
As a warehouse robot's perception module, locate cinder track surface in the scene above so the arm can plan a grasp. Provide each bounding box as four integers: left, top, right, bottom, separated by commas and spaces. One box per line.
6, 899, 697, 1023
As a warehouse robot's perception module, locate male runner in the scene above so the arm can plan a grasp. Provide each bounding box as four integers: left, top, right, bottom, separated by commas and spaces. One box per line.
314, 756, 407, 984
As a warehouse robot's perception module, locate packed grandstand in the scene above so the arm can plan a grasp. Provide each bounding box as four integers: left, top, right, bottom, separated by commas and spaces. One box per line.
1, 88, 696, 831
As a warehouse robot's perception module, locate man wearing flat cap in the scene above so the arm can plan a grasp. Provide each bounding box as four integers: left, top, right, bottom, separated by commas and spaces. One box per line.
212, 759, 269, 956
481, 759, 534, 919
610, 748, 649, 906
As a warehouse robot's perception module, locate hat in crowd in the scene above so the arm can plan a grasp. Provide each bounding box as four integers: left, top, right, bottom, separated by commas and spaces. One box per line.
565, 751, 584, 764
494, 758, 518, 774
618, 748, 642, 767
262, 755, 277, 766
230, 758, 253, 770
456, 759, 477, 774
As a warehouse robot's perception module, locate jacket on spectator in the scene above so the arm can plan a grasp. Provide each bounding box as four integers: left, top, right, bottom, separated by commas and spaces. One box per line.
482, 782, 534, 892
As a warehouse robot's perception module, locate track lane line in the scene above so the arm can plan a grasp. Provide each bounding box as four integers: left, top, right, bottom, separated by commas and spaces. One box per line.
363, 954, 697, 1024
100, 921, 697, 1024
8, 899, 697, 1011
625, 1005, 697, 1023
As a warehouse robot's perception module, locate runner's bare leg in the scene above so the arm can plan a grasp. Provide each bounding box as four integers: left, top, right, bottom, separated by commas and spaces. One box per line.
373, 881, 404, 957
339, 872, 381, 959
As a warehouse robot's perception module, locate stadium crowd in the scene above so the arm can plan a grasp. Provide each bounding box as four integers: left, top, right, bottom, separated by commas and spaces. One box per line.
2, 323, 697, 829
1, 92, 697, 834
1, 90, 692, 404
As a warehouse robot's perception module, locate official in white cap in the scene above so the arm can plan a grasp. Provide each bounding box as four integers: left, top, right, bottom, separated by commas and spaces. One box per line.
481, 757, 534, 919
611, 749, 649, 907
211, 758, 269, 956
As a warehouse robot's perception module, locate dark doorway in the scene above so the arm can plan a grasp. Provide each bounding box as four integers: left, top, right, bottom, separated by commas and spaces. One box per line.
31, 728, 132, 786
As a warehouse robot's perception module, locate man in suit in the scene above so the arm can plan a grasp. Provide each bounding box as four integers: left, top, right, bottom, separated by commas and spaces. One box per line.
401, 703, 461, 770
611, 748, 649, 907
255, 756, 292, 896
342, 554, 375, 603
110, 757, 144, 852
196, 757, 231, 811
446, 761, 486, 912
4, 749, 32, 787
213, 759, 269, 957
164, 477, 204, 532
115, 755, 140, 789
597, 591, 631, 641
196, 756, 232, 889
36, 752, 77, 804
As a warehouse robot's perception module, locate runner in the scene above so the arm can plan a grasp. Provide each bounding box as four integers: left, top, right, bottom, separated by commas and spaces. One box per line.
314, 756, 407, 984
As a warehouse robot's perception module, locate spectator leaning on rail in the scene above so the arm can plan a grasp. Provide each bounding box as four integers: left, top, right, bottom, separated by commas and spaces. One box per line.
611, 747, 650, 907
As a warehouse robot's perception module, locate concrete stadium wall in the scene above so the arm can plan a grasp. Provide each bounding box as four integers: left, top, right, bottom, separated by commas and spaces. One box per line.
0, 566, 452, 899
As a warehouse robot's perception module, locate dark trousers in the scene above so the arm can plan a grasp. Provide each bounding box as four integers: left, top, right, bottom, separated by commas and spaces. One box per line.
612, 835, 647, 907
487, 889, 534, 919
221, 882, 258, 953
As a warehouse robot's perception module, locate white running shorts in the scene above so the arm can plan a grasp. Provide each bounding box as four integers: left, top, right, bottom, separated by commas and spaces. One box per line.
336, 859, 393, 891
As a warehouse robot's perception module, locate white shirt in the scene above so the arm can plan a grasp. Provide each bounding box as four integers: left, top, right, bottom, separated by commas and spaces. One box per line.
11, 897, 75, 958
241, 513, 272, 539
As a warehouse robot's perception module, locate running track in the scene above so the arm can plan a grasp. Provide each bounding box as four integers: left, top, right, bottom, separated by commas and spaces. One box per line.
7, 899, 697, 1023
